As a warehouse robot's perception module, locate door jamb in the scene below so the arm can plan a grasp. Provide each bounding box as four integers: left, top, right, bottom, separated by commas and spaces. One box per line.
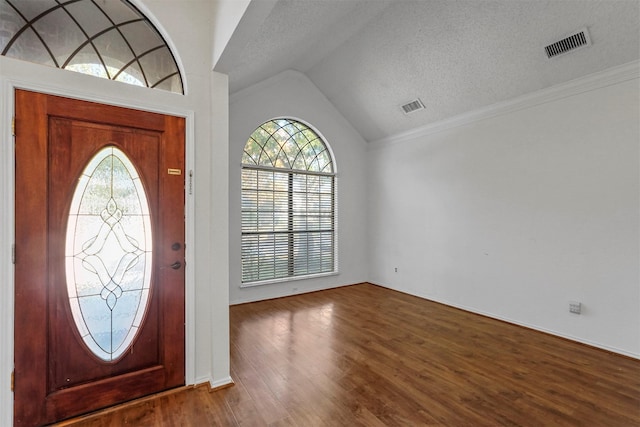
0, 78, 197, 426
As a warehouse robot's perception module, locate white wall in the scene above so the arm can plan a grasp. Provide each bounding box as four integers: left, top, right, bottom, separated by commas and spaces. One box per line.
212, 0, 252, 67
142, 0, 231, 389
209, 70, 231, 384
0, 1, 231, 423
367, 64, 640, 358
229, 70, 369, 304
212, 0, 278, 72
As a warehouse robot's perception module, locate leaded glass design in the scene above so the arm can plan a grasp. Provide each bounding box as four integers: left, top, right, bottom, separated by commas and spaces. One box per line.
242, 119, 333, 173
0, 0, 183, 93
241, 119, 336, 284
65, 146, 152, 362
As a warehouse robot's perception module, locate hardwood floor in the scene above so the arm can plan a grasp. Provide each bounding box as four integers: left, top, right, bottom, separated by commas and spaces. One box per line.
59, 283, 640, 426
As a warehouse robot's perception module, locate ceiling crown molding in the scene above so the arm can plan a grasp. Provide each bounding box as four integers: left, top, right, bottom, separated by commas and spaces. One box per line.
369, 60, 640, 149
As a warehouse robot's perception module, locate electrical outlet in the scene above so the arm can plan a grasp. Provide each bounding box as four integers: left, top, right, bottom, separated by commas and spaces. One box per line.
569, 301, 582, 314
394, 267, 398, 273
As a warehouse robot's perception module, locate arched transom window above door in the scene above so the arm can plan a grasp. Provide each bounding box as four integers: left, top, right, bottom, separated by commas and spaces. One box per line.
0, 0, 183, 94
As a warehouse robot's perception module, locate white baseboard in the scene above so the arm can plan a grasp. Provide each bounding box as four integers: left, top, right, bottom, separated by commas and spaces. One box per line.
209, 376, 235, 390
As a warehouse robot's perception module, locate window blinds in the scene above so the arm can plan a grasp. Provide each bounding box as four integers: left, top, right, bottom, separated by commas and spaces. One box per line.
241, 167, 335, 283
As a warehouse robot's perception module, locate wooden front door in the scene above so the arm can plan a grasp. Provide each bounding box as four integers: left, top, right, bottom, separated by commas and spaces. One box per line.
14, 90, 186, 426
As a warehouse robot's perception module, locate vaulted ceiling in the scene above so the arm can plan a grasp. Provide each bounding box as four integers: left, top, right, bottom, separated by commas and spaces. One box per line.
215, 0, 640, 143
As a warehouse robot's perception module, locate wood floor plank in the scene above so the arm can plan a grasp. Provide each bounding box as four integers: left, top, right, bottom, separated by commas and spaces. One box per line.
57, 283, 640, 426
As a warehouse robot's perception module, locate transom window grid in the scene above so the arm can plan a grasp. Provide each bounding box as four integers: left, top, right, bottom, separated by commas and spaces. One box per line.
241, 119, 336, 284
242, 119, 333, 173
0, 0, 183, 94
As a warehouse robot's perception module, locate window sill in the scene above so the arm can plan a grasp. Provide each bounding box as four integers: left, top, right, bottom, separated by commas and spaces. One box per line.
240, 271, 339, 288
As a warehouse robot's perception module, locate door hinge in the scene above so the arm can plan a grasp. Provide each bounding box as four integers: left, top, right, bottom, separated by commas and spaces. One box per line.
11, 117, 15, 137
188, 169, 193, 195
11, 370, 14, 392
12, 244, 15, 264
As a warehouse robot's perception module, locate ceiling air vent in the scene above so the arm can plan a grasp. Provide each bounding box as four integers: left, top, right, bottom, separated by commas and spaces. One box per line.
545, 28, 591, 59
401, 99, 425, 115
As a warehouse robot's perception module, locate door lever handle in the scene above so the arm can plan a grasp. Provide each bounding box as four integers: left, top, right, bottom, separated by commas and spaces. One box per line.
170, 261, 182, 270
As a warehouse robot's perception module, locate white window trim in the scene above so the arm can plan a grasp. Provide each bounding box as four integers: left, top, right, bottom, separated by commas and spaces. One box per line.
239, 271, 340, 288
240, 118, 338, 285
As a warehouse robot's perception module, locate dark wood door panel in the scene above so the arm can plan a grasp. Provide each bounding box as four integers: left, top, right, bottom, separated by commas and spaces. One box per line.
14, 90, 185, 426
47, 119, 162, 394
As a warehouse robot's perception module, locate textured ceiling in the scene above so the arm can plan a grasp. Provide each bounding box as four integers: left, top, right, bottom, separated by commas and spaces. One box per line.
218, 0, 640, 142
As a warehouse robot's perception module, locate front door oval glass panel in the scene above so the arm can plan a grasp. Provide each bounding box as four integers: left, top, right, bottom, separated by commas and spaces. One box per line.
65, 146, 153, 362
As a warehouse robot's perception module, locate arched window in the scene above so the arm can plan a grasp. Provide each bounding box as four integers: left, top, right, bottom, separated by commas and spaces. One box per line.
0, 0, 183, 94
241, 118, 336, 284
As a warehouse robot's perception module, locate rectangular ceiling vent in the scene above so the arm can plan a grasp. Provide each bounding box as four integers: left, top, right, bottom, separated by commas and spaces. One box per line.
401, 99, 425, 115
545, 28, 591, 59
